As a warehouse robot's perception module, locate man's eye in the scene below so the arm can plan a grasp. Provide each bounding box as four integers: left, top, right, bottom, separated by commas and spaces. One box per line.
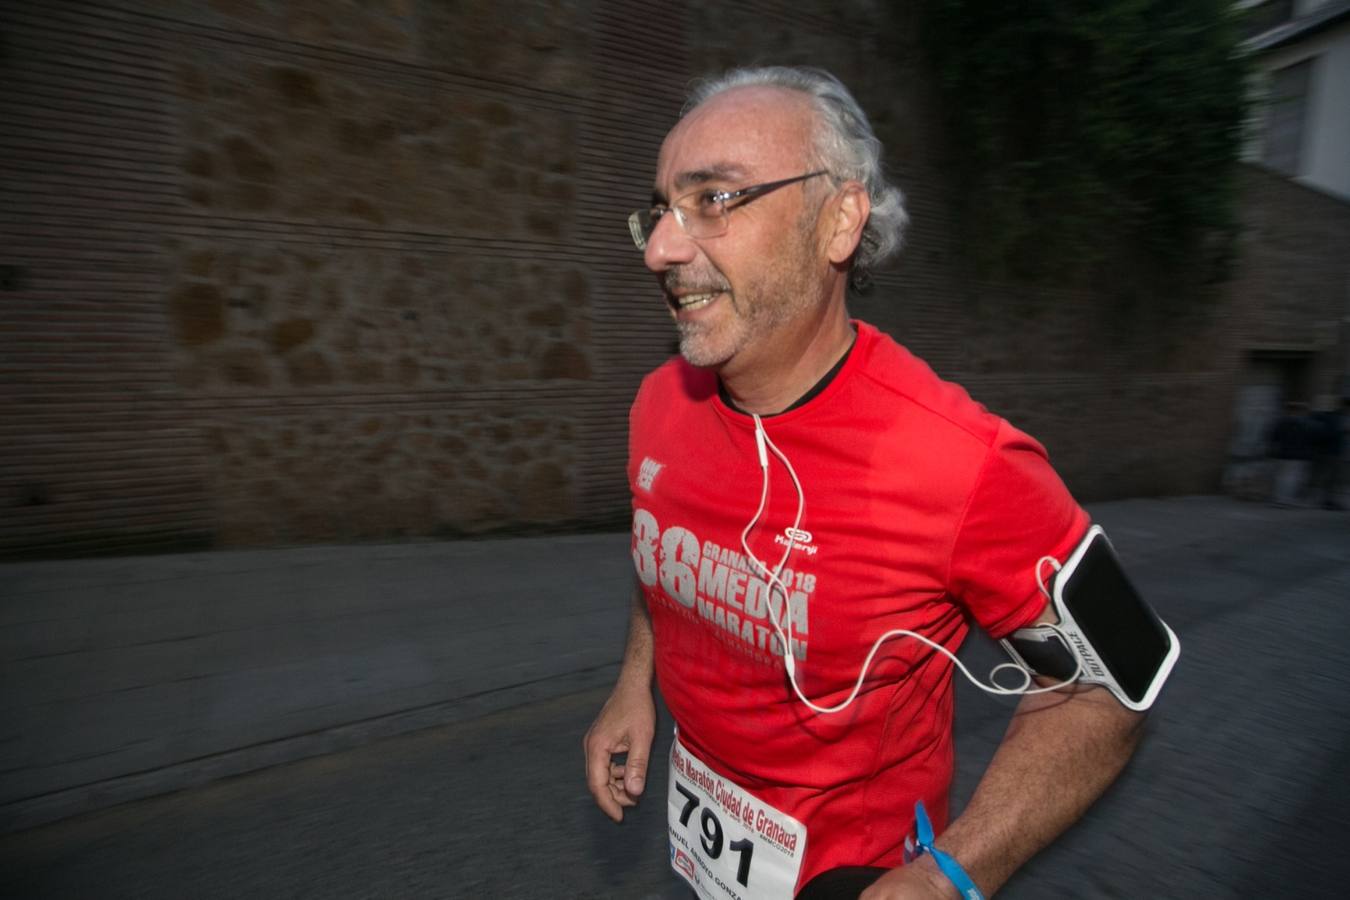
692, 189, 723, 211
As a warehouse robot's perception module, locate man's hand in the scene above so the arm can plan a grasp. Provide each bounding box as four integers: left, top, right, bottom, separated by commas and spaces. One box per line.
858, 858, 962, 900
583, 680, 655, 822
585, 584, 657, 822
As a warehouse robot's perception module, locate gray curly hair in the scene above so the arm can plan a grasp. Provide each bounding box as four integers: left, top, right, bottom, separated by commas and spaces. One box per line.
683, 66, 908, 289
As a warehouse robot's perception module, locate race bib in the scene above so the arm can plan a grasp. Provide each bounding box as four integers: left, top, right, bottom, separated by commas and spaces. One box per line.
667, 736, 807, 900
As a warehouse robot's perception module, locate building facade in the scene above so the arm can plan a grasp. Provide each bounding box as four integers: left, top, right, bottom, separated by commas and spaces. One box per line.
2, 0, 1346, 557
1226, 0, 1350, 493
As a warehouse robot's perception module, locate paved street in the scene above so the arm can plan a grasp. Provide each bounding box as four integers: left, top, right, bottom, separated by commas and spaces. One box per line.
2, 497, 1349, 898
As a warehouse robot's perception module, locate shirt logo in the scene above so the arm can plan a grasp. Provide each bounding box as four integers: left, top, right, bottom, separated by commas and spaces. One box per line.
774, 527, 818, 555
637, 457, 664, 492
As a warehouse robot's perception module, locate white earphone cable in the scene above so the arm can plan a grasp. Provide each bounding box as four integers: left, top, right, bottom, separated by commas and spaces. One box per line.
740, 415, 1082, 715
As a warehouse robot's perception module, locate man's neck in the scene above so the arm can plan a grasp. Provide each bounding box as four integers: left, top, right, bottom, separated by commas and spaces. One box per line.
719, 303, 855, 415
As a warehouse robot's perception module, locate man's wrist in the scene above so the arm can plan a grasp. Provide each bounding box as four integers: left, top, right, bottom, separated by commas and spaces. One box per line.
908, 854, 964, 899
613, 659, 654, 694
911, 801, 986, 900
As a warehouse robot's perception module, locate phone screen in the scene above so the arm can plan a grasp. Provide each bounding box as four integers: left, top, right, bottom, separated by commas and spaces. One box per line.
1059, 536, 1172, 703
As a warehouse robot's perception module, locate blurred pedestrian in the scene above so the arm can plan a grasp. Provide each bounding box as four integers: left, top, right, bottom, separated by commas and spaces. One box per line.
1268, 401, 1313, 506
1309, 398, 1346, 510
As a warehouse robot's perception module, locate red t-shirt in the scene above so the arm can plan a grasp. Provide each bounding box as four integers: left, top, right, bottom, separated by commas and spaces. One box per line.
628, 321, 1088, 891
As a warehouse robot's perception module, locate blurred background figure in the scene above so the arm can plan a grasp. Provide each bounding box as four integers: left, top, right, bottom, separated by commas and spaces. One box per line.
1268, 400, 1315, 506
1309, 396, 1347, 510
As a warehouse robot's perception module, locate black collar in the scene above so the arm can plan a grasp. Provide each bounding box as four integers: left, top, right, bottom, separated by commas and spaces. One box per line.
717, 331, 857, 417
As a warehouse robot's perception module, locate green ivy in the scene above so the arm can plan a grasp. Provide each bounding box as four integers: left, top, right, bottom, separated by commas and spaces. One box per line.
918, 0, 1252, 287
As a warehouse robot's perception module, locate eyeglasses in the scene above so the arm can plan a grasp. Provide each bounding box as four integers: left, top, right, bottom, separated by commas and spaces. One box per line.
627, 170, 828, 251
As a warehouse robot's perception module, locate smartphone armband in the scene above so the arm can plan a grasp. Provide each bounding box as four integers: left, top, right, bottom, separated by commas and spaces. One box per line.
1000, 525, 1180, 711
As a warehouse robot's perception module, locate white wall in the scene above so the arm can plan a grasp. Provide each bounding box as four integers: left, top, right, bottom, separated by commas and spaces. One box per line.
1257, 19, 1350, 200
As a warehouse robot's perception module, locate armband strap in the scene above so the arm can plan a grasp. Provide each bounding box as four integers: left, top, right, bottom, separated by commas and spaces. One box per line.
913, 800, 985, 900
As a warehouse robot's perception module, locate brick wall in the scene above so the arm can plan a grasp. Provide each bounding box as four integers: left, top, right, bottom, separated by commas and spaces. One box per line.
2, 0, 1347, 558
2, 0, 672, 556
1227, 165, 1350, 394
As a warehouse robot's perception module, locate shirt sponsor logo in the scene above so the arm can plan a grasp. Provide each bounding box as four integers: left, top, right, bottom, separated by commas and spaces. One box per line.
773, 527, 818, 556
637, 457, 664, 492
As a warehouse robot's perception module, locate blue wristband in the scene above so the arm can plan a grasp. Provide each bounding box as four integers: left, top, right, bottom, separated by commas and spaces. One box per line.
913, 800, 985, 900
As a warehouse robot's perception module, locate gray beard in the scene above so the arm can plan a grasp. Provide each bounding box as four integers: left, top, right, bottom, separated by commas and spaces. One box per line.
675, 317, 740, 368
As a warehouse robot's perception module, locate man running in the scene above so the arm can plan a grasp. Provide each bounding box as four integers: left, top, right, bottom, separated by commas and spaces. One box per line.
585, 66, 1143, 899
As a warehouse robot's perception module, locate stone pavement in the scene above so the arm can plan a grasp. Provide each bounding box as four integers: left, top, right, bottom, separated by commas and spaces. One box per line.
2, 494, 1349, 899
1, 532, 632, 832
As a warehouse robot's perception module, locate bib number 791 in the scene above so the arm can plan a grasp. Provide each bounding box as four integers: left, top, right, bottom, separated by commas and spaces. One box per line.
675, 782, 755, 886
667, 737, 806, 900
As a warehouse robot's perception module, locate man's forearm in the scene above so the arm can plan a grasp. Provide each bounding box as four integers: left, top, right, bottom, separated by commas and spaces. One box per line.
584, 583, 659, 820
615, 583, 655, 691
931, 685, 1145, 896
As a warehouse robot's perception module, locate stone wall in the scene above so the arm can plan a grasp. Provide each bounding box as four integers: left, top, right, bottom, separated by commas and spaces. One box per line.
2, 0, 1347, 558
1, 0, 657, 556
164, 238, 591, 542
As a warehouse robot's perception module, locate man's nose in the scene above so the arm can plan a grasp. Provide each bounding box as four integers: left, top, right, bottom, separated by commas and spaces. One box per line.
643, 210, 698, 273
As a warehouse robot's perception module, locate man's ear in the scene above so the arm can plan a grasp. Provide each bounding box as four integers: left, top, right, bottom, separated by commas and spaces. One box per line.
826, 183, 870, 266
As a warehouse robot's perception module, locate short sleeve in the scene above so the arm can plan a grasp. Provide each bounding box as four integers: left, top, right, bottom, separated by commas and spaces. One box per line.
627, 373, 654, 506
947, 419, 1090, 638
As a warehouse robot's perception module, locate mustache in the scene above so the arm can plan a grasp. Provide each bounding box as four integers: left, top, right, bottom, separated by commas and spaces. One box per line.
661, 269, 730, 296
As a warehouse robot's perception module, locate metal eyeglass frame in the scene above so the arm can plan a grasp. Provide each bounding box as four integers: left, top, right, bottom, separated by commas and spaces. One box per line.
627, 170, 828, 250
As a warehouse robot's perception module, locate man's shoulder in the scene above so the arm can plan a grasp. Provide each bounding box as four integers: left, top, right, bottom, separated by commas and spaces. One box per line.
631, 357, 719, 431
853, 321, 1001, 448
636, 355, 717, 404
